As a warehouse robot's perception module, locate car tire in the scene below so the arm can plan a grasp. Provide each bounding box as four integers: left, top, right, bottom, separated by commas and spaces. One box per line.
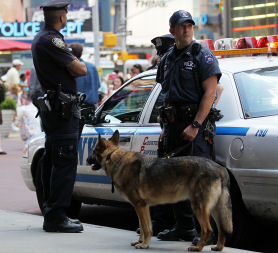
226, 173, 257, 250
34, 156, 82, 219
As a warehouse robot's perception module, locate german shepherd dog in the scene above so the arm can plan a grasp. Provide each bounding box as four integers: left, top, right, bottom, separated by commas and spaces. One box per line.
87, 130, 233, 251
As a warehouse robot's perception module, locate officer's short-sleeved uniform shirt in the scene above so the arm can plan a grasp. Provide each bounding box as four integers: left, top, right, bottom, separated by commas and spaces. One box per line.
156, 41, 222, 105
32, 23, 76, 94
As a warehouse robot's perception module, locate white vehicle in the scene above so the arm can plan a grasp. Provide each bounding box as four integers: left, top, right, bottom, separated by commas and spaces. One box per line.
21, 43, 278, 247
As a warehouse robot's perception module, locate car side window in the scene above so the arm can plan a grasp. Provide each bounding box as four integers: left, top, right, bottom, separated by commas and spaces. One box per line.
149, 91, 164, 123
100, 77, 157, 123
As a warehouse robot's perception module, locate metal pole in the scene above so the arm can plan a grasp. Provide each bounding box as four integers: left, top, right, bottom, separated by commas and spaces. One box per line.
93, 0, 100, 67
120, 0, 126, 51
275, 0, 278, 35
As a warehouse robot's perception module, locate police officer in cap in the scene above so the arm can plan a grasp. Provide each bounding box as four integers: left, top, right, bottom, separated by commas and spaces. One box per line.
32, 0, 87, 232
156, 10, 221, 243
148, 34, 175, 69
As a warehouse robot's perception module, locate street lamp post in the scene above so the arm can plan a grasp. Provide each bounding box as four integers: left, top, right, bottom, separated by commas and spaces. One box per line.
89, 0, 100, 67
120, 0, 126, 52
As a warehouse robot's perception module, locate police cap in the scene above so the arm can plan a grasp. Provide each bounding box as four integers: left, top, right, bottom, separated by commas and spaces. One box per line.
40, 0, 71, 10
151, 34, 175, 57
169, 10, 195, 28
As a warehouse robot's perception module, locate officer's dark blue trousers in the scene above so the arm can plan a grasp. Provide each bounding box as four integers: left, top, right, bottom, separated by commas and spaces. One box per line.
40, 108, 79, 222
172, 119, 212, 230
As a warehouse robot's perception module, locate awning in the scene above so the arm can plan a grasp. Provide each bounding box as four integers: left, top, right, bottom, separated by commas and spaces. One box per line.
0, 39, 31, 51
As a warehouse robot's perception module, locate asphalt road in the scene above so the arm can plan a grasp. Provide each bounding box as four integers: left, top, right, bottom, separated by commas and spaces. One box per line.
0, 134, 277, 253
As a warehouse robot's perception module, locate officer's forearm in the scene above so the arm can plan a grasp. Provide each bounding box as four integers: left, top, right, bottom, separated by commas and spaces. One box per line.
66, 58, 87, 77
194, 75, 217, 124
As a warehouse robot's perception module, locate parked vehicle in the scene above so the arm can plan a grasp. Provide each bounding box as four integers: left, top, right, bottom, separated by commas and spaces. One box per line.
21, 54, 278, 247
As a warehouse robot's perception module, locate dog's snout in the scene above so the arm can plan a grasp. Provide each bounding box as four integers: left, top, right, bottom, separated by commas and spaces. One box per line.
87, 153, 94, 164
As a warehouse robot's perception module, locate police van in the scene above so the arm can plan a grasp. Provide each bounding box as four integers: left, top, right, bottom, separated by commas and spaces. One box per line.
21, 35, 278, 247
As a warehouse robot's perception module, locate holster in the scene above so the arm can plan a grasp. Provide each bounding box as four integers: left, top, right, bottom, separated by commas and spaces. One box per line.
157, 104, 198, 157
36, 95, 50, 113
38, 88, 85, 121
208, 107, 223, 122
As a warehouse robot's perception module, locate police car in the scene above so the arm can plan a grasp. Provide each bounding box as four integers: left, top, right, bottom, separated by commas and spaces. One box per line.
21, 38, 278, 247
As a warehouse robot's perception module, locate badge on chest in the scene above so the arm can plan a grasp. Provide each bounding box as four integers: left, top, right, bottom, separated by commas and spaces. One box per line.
183, 61, 195, 70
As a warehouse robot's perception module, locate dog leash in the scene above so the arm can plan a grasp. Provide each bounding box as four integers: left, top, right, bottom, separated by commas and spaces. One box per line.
105, 148, 128, 193
164, 142, 193, 159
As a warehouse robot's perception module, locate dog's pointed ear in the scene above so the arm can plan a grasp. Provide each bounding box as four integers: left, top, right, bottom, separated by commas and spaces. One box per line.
110, 130, 119, 145
98, 133, 105, 147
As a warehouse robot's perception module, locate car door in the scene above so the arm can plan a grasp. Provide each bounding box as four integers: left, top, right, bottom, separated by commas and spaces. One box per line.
74, 74, 158, 202
132, 83, 163, 157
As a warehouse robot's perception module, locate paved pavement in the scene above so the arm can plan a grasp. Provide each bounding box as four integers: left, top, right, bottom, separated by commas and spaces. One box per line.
0, 210, 258, 253
0, 132, 259, 253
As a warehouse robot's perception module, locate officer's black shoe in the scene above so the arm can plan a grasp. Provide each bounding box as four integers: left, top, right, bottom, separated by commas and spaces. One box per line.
136, 220, 169, 236
43, 217, 81, 231
43, 217, 83, 233
157, 227, 197, 241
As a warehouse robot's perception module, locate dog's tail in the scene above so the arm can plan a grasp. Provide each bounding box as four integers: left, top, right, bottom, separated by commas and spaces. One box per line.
218, 169, 233, 235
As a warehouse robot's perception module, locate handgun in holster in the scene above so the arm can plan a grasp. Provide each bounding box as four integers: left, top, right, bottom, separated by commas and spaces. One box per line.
158, 105, 176, 124
59, 90, 75, 120
36, 94, 50, 115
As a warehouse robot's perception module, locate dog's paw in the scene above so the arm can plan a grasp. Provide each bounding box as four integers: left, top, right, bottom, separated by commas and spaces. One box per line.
131, 240, 141, 246
188, 245, 202, 251
135, 243, 149, 249
211, 245, 223, 251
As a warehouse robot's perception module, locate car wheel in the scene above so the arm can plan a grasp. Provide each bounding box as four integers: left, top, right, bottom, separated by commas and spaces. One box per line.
226, 174, 257, 250
34, 156, 82, 218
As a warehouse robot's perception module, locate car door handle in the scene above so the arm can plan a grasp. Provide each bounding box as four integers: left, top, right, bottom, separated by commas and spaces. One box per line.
119, 137, 131, 142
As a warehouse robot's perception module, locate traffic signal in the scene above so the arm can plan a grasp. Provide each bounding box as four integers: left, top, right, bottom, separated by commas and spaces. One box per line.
121, 50, 128, 62
103, 32, 117, 48
219, 0, 224, 11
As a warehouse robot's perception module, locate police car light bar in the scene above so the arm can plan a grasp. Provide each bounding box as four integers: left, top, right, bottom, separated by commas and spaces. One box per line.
212, 47, 278, 56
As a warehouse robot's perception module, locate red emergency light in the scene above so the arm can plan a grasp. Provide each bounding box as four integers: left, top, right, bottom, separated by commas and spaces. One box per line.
204, 39, 215, 50
236, 37, 258, 49
195, 39, 215, 51
257, 35, 278, 48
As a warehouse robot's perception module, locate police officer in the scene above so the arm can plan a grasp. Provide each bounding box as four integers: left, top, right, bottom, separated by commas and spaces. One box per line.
136, 34, 176, 236
32, 0, 87, 232
148, 34, 175, 70
156, 10, 222, 243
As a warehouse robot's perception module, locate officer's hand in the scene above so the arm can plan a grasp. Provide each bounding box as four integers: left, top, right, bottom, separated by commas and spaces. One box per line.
181, 125, 199, 142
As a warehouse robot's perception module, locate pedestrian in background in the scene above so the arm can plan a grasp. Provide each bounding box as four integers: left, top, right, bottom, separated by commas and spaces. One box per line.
19, 73, 27, 91
112, 76, 124, 91
155, 10, 221, 245
5, 59, 23, 132
5, 59, 23, 95
32, 0, 87, 233
98, 76, 108, 104
28, 67, 44, 107
69, 42, 100, 137
130, 64, 143, 78
0, 79, 6, 155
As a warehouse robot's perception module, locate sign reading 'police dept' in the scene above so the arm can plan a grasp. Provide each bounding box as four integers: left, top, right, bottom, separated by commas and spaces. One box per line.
0, 16, 84, 37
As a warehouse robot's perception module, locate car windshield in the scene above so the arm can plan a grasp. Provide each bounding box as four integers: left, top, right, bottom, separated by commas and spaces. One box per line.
234, 66, 278, 118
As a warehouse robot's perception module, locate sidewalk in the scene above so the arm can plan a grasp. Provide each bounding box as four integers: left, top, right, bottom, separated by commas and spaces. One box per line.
0, 210, 258, 253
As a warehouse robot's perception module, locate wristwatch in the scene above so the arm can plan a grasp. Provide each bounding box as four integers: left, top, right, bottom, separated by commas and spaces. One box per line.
192, 120, 201, 128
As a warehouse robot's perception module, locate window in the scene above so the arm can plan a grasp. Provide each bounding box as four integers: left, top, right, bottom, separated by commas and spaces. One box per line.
100, 77, 157, 123
234, 67, 278, 118
149, 91, 165, 123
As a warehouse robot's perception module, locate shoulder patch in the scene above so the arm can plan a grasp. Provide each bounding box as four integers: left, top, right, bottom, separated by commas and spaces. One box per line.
205, 54, 214, 64
52, 38, 65, 49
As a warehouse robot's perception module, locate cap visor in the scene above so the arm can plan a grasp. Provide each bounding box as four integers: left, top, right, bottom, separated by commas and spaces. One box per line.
177, 18, 195, 26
